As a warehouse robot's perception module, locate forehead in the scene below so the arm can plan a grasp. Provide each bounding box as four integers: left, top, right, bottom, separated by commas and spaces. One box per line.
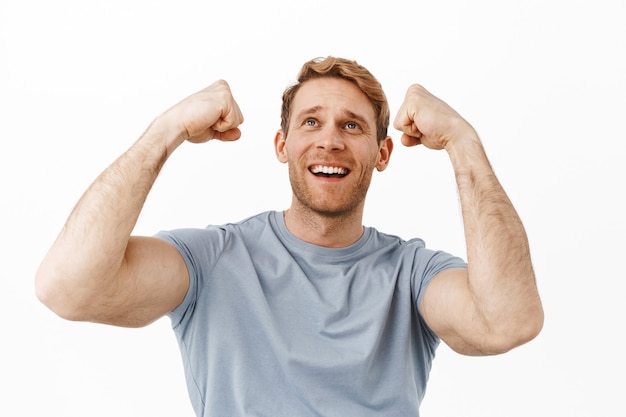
292, 78, 375, 120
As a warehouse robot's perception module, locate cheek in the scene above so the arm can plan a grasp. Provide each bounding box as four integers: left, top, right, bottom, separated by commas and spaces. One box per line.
286, 142, 310, 163
366, 146, 383, 168
280, 142, 295, 163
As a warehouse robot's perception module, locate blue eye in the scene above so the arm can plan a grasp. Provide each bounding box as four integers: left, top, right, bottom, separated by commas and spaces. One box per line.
305, 119, 317, 126
346, 122, 358, 130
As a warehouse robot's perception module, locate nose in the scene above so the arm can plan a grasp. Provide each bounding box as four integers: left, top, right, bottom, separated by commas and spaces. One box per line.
316, 126, 345, 151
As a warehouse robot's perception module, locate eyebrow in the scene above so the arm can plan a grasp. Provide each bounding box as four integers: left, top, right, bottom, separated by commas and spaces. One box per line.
295, 106, 322, 120
295, 106, 371, 127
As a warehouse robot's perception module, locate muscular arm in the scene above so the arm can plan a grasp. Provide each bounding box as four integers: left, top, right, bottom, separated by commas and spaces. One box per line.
35, 80, 244, 327
394, 85, 544, 355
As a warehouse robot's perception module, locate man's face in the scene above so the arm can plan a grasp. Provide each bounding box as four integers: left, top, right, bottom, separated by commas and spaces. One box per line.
275, 77, 391, 217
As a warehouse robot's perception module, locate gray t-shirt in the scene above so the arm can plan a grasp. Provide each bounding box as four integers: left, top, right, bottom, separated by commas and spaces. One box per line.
156, 211, 466, 417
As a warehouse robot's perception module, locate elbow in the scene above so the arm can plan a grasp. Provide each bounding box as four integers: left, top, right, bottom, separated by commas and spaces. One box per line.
517, 305, 545, 347
497, 320, 543, 355
514, 298, 545, 346
483, 306, 545, 355
35, 265, 89, 322
454, 305, 544, 357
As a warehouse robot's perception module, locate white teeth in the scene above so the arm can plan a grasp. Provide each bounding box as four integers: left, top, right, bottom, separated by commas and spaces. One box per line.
311, 165, 348, 175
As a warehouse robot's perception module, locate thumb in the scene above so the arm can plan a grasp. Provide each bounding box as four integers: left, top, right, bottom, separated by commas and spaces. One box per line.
400, 133, 422, 147
213, 127, 242, 142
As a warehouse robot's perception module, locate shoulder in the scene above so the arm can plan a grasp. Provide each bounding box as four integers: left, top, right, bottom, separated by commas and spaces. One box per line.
155, 211, 276, 242
362, 226, 430, 260
368, 227, 464, 269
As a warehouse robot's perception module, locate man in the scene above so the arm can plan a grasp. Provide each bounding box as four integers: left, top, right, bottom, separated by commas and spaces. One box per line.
36, 56, 543, 416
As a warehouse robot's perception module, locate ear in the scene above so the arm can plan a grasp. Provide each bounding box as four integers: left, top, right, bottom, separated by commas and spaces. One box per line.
274, 130, 288, 163
375, 136, 393, 172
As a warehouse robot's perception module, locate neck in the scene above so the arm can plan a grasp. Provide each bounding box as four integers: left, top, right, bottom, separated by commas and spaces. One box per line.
283, 205, 364, 248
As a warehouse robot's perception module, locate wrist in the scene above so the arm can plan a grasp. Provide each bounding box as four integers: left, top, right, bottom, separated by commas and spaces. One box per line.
143, 113, 188, 158
445, 132, 491, 175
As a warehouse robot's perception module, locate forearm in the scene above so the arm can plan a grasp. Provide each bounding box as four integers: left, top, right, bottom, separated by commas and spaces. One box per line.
447, 135, 543, 342
35, 120, 179, 318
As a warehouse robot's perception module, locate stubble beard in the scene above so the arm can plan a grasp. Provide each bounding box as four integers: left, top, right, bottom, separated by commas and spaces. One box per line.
287, 162, 373, 220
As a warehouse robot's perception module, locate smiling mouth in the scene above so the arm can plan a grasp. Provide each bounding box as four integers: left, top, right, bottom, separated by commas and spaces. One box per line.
310, 165, 349, 178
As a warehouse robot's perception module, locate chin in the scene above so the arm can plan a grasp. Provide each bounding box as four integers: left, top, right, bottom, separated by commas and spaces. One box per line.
308, 200, 362, 218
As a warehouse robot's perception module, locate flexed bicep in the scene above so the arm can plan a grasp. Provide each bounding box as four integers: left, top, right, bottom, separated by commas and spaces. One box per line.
420, 267, 499, 356
97, 236, 190, 327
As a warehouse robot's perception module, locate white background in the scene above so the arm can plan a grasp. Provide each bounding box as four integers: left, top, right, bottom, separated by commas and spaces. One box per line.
1, 0, 625, 416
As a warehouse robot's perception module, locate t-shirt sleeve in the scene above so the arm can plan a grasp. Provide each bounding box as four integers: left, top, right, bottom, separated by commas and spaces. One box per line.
412, 247, 467, 313
154, 227, 227, 329
407, 241, 467, 345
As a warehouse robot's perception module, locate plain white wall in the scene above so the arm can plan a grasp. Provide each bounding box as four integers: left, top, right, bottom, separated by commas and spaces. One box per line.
1, 0, 625, 416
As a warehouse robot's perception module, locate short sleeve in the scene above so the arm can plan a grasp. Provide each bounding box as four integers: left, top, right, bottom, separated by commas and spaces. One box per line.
154, 227, 227, 329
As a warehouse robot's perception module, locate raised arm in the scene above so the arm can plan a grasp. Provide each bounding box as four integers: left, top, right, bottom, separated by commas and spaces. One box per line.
35, 80, 244, 328
394, 84, 543, 355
